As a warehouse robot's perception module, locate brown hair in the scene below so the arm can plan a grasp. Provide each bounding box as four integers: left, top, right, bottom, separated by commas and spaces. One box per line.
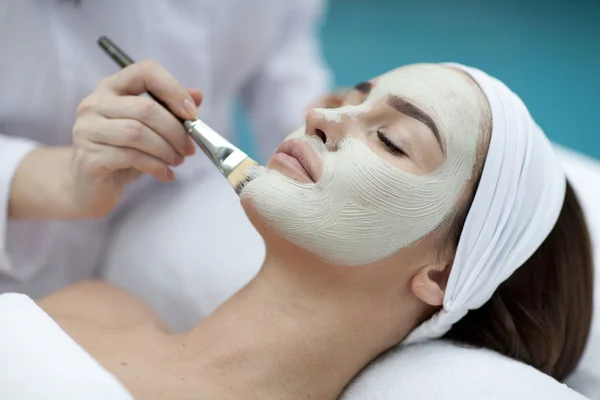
443, 179, 594, 381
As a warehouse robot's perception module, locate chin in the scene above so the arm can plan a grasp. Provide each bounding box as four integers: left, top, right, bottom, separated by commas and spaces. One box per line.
238, 178, 311, 258
239, 195, 263, 230
239, 197, 299, 256
238, 179, 277, 243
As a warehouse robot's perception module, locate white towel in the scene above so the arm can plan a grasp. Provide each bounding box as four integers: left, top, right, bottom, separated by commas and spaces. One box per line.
0, 293, 133, 400
341, 340, 589, 400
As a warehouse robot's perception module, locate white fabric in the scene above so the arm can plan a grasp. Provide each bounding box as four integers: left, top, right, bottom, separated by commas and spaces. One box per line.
405, 64, 567, 343
0, 136, 38, 270
0, 293, 133, 399
340, 340, 589, 400
567, 331, 600, 400
0, 0, 329, 296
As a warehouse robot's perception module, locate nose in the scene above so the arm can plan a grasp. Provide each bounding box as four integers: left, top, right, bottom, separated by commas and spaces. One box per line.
305, 108, 349, 148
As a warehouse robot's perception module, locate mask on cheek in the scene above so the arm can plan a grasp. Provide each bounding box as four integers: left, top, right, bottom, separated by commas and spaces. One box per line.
241, 65, 482, 266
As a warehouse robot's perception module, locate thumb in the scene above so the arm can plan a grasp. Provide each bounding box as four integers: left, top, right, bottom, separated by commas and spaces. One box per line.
184, 88, 203, 156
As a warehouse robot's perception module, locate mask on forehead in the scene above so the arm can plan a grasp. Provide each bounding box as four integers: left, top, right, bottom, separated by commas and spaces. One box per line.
242, 64, 483, 266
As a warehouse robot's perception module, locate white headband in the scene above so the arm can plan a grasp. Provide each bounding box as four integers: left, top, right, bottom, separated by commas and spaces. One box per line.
404, 64, 566, 344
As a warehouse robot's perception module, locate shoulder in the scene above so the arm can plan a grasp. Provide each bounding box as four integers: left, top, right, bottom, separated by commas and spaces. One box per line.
39, 280, 169, 331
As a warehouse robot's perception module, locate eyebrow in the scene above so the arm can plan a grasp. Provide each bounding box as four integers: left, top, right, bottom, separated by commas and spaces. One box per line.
354, 81, 372, 94
387, 96, 444, 153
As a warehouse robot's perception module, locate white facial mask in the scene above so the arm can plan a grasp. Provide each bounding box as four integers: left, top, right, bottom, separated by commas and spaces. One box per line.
242, 65, 482, 265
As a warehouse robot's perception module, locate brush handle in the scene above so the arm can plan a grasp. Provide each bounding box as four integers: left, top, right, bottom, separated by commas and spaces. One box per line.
184, 119, 246, 177
97, 36, 185, 124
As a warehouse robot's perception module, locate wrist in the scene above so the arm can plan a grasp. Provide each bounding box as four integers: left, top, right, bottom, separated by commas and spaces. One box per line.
57, 147, 91, 219
9, 146, 90, 220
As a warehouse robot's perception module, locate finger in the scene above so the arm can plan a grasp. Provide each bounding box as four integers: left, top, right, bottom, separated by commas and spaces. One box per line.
97, 95, 189, 157
103, 59, 198, 120
185, 136, 196, 156
85, 116, 184, 166
101, 144, 175, 182
81, 141, 174, 182
188, 88, 203, 106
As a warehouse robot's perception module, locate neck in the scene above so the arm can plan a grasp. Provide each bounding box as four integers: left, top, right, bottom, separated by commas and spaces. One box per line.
178, 246, 420, 400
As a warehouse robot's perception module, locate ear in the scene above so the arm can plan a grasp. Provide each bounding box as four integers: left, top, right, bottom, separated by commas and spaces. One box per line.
411, 262, 452, 307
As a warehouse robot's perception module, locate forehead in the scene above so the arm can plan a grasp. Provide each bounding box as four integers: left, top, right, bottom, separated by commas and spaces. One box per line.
371, 64, 472, 96
367, 64, 483, 137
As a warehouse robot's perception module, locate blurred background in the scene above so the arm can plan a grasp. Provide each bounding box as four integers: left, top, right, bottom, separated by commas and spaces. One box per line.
237, 0, 600, 161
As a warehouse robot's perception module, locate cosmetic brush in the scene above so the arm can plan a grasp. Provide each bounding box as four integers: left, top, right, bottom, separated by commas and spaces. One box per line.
97, 35, 259, 194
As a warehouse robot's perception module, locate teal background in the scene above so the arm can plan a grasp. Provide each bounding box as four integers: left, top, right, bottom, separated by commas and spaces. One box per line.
237, 0, 600, 161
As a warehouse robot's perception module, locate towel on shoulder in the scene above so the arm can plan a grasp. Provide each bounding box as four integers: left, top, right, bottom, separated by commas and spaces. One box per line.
0, 293, 133, 400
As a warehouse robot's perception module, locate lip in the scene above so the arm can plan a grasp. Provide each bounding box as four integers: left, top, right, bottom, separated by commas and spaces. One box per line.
268, 139, 321, 183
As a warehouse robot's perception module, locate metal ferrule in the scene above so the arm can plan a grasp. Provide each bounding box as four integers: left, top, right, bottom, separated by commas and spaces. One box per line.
184, 119, 248, 177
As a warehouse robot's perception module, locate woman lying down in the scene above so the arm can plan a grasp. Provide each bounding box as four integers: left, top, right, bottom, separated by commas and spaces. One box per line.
39, 63, 593, 399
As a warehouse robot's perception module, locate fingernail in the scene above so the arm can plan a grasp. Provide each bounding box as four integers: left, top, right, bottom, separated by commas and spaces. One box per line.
174, 154, 184, 165
166, 168, 175, 181
183, 98, 197, 119
185, 141, 196, 155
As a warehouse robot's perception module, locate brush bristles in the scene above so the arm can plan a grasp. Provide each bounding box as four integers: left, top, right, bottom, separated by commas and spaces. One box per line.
228, 157, 259, 194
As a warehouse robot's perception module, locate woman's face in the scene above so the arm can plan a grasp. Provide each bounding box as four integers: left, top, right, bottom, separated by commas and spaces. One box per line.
241, 64, 484, 266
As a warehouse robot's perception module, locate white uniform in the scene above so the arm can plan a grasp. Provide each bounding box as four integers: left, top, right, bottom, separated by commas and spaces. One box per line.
0, 0, 330, 297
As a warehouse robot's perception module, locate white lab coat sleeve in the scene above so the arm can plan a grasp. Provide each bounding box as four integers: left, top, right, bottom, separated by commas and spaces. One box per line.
240, 0, 332, 163
0, 133, 39, 275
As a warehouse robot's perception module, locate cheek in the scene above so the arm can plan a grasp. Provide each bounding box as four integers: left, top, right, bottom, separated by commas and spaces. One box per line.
344, 128, 428, 179
362, 135, 422, 176
336, 141, 457, 226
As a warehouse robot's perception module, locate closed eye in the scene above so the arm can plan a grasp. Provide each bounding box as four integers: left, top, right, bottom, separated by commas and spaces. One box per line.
377, 131, 406, 156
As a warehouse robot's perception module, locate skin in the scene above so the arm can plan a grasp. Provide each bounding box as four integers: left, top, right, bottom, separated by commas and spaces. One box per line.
9, 60, 200, 220
38, 64, 489, 400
